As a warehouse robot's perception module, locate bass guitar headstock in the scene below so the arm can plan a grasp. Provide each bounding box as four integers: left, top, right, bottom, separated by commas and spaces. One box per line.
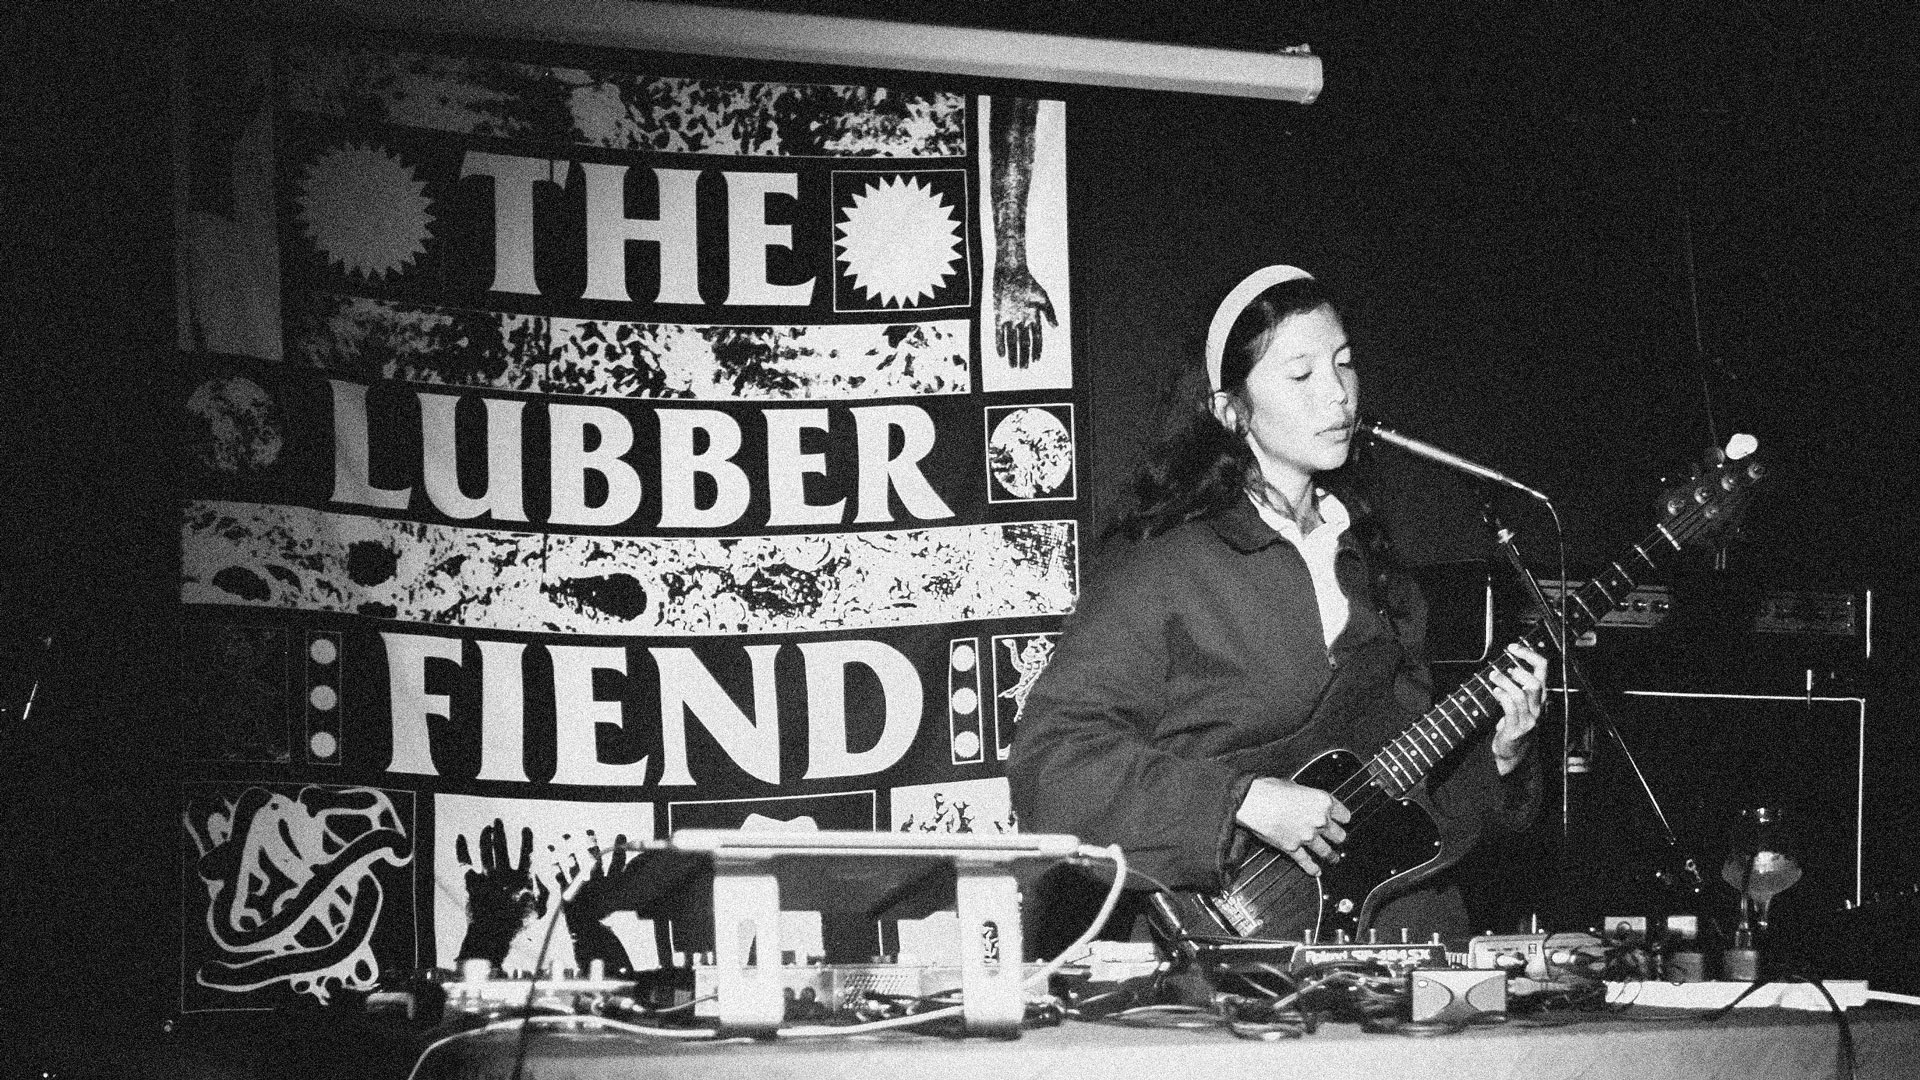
1657, 434, 1765, 550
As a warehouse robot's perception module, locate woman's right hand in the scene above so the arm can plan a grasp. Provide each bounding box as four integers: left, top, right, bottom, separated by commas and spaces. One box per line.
1234, 777, 1350, 876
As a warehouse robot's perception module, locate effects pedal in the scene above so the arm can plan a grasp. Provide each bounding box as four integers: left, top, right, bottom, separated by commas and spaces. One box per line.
1466, 930, 1608, 982
1409, 969, 1507, 1024
1192, 929, 1448, 984
1465, 932, 1548, 977
1292, 929, 1448, 974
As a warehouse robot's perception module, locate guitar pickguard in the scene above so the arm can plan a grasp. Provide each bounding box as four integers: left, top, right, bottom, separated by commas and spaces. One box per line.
1305, 751, 1448, 938
1155, 749, 1452, 947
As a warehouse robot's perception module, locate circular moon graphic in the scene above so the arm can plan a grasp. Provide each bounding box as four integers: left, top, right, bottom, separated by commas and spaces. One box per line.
988, 407, 1071, 498
186, 376, 285, 473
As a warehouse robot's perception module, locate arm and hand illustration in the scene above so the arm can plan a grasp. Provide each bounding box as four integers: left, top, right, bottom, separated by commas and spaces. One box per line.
454, 818, 550, 965
990, 97, 1057, 369
554, 831, 638, 974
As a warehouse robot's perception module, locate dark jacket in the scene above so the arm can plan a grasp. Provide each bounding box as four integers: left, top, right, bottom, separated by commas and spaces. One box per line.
1007, 494, 1538, 944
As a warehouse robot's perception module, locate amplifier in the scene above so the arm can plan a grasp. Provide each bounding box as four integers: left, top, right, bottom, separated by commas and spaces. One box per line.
1412, 564, 1870, 671
1531, 580, 1863, 642
1541, 688, 1866, 923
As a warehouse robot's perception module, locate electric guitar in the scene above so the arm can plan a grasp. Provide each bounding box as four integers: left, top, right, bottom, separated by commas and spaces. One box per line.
1147, 437, 1766, 949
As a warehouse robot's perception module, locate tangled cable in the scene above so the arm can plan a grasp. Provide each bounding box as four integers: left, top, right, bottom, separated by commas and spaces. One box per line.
1072, 959, 1512, 1040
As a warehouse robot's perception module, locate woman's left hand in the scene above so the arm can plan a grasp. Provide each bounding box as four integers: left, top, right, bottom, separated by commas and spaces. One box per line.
1487, 643, 1549, 775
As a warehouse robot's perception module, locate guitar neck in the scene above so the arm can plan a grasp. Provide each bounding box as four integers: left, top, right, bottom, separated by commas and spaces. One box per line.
1366, 524, 1685, 798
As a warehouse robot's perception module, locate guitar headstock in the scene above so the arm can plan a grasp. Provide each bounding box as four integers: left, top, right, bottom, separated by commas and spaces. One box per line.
1657, 434, 1765, 549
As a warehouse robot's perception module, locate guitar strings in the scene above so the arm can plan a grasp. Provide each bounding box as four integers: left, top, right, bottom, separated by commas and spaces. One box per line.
1218, 494, 1729, 924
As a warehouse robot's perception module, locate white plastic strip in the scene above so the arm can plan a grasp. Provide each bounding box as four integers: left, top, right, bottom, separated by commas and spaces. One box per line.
277, 0, 1324, 102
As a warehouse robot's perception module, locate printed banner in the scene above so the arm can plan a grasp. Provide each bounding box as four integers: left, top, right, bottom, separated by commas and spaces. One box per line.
174, 39, 1079, 1010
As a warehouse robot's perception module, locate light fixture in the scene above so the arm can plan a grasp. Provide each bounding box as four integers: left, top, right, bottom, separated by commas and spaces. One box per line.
285, 0, 1323, 102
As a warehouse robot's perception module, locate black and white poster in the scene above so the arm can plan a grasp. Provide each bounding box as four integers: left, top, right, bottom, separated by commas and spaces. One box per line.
174, 38, 1080, 1009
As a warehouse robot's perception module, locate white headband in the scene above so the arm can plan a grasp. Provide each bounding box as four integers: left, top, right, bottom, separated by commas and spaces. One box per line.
1204, 264, 1315, 391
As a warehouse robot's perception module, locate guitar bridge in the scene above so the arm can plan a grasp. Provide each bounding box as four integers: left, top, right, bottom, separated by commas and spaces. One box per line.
1215, 892, 1263, 937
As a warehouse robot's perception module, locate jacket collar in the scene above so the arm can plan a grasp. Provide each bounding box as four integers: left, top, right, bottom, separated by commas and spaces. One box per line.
1206, 491, 1359, 555
1206, 494, 1287, 554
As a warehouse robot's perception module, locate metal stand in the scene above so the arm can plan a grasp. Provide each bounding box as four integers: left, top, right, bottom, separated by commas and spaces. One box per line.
950, 861, 1029, 1032
670, 829, 1078, 1036
709, 856, 787, 1033
1484, 503, 1706, 923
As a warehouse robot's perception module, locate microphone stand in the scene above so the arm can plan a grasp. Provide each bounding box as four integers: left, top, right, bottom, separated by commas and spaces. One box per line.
1481, 501, 1575, 833
1483, 502, 1706, 925
1362, 422, 1710, 926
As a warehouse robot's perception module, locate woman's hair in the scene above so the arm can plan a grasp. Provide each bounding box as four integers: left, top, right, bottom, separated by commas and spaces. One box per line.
1115, 275, 1335, 540
1111, 274, 1402, 605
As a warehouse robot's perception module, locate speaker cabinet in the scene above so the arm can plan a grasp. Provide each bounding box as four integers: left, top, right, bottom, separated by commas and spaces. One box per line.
1573, 689, 1864, 913
1462, 686, 1867, 937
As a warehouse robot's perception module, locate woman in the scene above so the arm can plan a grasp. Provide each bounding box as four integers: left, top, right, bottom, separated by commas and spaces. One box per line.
1007, 265, 1549, 952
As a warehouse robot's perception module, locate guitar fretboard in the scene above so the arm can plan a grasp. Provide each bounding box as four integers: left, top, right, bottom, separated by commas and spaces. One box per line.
1365, 529, 1683, 798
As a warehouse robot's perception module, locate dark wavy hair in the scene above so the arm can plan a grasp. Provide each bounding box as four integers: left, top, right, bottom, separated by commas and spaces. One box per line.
1112, 275, 1402, 604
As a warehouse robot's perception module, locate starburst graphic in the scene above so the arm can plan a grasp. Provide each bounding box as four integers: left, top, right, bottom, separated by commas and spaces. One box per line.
296, 143, 434, 281
834, 174, 965, 308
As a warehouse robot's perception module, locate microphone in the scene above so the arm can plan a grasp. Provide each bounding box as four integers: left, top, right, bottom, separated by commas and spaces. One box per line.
1359, 421, 1550, 503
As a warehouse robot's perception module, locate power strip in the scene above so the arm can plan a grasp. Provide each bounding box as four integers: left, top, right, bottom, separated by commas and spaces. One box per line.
690, 960, 1055, 1020
438, 971, 641, 1016
1606, 980, 1868, 1011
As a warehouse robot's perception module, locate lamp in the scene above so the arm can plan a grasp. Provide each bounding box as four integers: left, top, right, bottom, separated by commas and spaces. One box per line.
1721, 806, 1803, 980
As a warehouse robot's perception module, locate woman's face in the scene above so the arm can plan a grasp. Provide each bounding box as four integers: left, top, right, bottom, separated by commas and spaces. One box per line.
1214, 304, 1359, 496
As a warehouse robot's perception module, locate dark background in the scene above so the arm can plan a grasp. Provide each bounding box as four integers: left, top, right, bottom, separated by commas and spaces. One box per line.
3, 0, 1917, 1073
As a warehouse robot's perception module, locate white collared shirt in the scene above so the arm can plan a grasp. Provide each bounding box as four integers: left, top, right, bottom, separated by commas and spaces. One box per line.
1253, 488, 1352, 649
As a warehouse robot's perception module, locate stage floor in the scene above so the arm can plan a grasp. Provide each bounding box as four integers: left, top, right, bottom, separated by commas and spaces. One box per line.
420, 1003, 1920, 1080
25, 997, 1919, 1079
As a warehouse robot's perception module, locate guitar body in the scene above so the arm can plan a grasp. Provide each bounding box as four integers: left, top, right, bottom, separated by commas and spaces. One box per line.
1149, 749, 1454, 945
